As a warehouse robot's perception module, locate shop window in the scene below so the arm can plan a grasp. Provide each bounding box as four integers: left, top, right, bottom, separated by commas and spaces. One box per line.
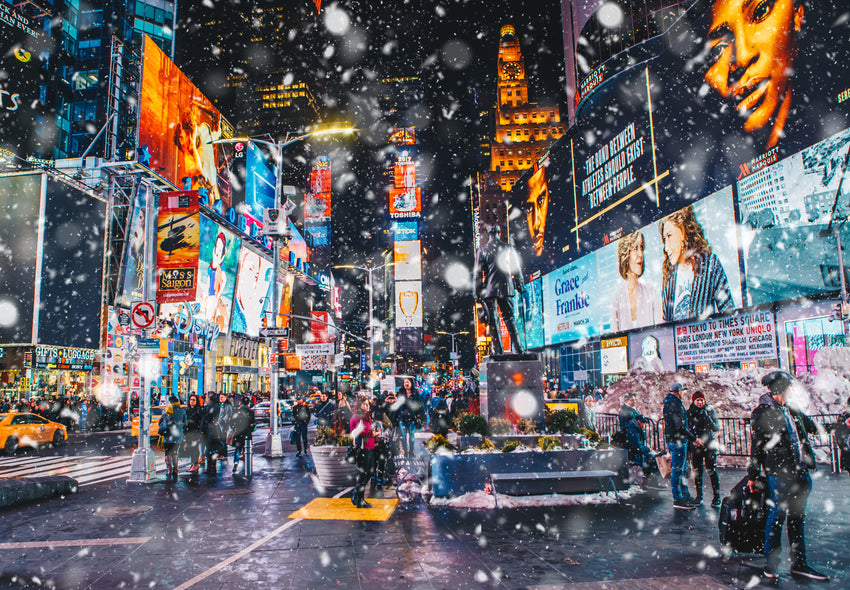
785, 316, 845, 375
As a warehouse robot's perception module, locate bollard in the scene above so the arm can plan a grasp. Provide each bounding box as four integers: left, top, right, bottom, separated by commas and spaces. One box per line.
245, 437, 253, 477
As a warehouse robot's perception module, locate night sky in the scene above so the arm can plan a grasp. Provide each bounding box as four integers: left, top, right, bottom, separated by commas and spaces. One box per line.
175, 0, 568, 369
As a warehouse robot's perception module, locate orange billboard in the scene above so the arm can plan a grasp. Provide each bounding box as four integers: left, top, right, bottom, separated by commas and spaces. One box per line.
394, 161, 416, 188
138, 36, 233, 208
389, 187, 421, 218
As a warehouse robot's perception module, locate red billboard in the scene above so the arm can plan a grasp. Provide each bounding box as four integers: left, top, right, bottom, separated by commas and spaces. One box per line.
394, 161, 416, 188
156, 191, 199, 304
389, 187, 422, 217
139, 36, 233, 207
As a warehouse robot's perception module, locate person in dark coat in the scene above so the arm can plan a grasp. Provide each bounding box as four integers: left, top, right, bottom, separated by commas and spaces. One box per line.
313, 391, 336, 429
332, 391, 353, 435
663, 382, 702, 509
472, 224, 523, 355
292, 398, 311, 456
747, 371, 829, 581
230, 397, 256, 475
619, 392, 660, 483
429, 392, 450, 437
395, 379, 425, 458
687, 390, 721, 507
158, 395, 186, 479
832, 396, 850, 476
184, 394, 204, 473
201, 394, 224, 474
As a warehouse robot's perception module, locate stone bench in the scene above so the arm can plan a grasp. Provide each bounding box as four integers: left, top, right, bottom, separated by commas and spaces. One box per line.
489, 470, 620, 507
0, 476, 78, 510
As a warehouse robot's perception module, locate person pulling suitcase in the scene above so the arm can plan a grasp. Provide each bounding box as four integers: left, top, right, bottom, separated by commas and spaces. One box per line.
747, 371, 829, 581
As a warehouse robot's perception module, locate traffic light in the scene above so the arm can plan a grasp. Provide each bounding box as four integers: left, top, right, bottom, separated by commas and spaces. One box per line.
830, 303, 843, 322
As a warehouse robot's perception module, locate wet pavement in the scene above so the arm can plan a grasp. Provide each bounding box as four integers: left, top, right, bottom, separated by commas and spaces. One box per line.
0, 431, 847, 589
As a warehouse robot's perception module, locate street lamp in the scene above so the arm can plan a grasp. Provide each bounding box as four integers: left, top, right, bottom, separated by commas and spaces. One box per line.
211, 126, 356, 457
334, 262, 395, 388
437, 330, 469, 374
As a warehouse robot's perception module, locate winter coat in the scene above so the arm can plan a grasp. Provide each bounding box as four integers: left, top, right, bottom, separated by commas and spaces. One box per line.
662, 393, 697, 445
396, 387, 424, 426
185, 405, 204, 433
158, 403, 186, 445
201, 400, 223, 441
314, 399, 336, 427
619, 404, 651, 454
687, 403, 720, 449
230, 405, 256, 446
747, 393, 820, 480
293, 402, 312, 426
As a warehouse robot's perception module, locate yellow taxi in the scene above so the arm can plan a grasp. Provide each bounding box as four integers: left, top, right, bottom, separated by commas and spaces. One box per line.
0, 412, 68, 454
130, 405, 169, 438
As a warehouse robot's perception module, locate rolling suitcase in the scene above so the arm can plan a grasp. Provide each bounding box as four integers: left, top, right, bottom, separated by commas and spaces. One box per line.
718, 474, 768, 554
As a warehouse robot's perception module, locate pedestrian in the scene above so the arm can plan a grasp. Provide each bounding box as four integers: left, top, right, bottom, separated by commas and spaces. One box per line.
748, 371, 829, 581
314, 391, 336, 429
184, 394, 204, 473
201, 393, 225, 474
429, 391, 450, 437
618, 392, 662, 486
579, 395, 597, 433
332, 391, 352, 435
158, 395, 186, 479
217, 392, 232, 467
663, 382, 703, 509
830, 396, 850, 476
230, 397, 256, 475
396, 378, 424, 458
291, 398, 311, 456
350, 396, 377, 508
687, 390, 721, 507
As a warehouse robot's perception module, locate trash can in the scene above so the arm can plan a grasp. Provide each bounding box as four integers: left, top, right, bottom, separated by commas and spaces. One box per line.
244, 437, 253, 477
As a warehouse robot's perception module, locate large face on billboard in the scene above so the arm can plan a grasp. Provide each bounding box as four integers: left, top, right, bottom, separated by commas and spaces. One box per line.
196, 216, 241, 333
139, 36, 233, 207
231, 247, 273, 337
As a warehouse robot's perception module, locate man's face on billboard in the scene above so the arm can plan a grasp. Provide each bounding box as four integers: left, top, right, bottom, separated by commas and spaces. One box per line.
704, 0, 803, 148
525, 166, 549, 256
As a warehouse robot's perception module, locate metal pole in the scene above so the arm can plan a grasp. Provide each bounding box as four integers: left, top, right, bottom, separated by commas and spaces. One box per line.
835, 227, 849, 345
128, 185, 157, 483
368, 267, 374, 388
266, 141, 284, 457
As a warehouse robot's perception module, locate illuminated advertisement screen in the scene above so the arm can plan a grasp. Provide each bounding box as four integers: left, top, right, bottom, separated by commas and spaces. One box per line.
389, 187, 422, 217
196, 215, 241, 333
0, 4, 48, 158
0, 174, 41, 343
393, 220, 419, 241
542, 255, 600, 345
306, 224, 330, 247
389, 127, 416, 145
737, 128, 850, 306
308, 161, 331, 194
394, 161, 416, 188
244, 141, 276, 221
117, 185, 149, 307
287, 221, 309, 270
231, 246, 273, 338
521, 277, 544, 350
139, 35, 233, 207
393, 240, 422, 281
156, 191, 199, 304
395, 280, 423, 329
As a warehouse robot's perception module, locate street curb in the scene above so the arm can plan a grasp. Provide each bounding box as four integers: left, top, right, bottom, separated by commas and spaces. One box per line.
0, 476, 78, 510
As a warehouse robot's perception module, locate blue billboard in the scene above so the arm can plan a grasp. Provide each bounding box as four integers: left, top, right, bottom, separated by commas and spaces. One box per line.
394, 220, 419, 241
244, 141, 276, 221
543, 255, 600, 346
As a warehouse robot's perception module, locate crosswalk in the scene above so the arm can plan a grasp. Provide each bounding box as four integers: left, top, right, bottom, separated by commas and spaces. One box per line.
0, 454, 168, 487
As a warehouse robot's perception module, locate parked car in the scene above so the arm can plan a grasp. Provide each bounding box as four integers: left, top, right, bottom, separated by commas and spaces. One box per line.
130, 405, 169, 438
253, 400, 293, 425
0, 412, 68, 454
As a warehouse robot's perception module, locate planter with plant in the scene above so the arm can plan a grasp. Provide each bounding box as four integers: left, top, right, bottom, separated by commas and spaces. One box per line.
311, 426, 357, 487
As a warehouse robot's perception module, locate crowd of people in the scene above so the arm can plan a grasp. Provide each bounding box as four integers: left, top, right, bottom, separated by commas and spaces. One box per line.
0, 396, 124, 432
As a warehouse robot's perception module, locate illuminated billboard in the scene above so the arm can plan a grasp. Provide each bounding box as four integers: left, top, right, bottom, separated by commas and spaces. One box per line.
520, 277, 544, 350
244, 141, 276, 222
308, 160, 332, 194
389, 127, 416, 145
139, 35, 233, 207
231, 247, 273, 337
393, 220, 419, 241
389, 187, 422, 217
395, 281, 423, 328
394, 161, 416, 188
156, 191, 199, 304
117, 186, 149, 308
0, 4, 49, 158
196, 215, 241, 333
393, 240, 422, 281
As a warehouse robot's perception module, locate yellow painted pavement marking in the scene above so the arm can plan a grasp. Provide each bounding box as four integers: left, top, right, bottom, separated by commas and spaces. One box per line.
287, 497, 398, 521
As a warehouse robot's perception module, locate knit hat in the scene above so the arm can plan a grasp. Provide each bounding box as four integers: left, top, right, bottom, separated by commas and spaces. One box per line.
691, 391, 705, 403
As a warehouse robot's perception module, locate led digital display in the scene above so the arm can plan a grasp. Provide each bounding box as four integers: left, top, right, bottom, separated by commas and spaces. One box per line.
231, 246, 273, 337
395, 281, 423, 329
393, 240, 422, 281
196, 215, 241, 333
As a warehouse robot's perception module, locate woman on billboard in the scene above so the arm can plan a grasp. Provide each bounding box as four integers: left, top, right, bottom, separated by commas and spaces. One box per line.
658, 206, 733, 322
203, 231, 229, 329
611, 231, 660, 331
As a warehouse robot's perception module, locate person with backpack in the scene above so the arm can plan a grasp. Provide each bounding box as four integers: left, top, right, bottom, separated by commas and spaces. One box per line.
158, 396, 186, 479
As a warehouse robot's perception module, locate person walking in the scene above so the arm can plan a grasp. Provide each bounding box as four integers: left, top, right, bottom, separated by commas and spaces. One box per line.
748, 371, 829, 581
314, 391, 336, 429
184, 394, 204, 473
158, 396, 186, 479
663, 382, 702, 509
332, 391, 352, 435
687, 390, 721, 507
217, 392, 233, 467
201, 393, 224, 474
350, 396, 377, 508
396, 378, 424, 458
831, 396, 850, 476
292, 398, 311, 456
230, 397, 256, 475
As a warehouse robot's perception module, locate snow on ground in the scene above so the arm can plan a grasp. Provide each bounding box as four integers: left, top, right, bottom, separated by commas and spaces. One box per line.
429, 486, 642, 509
597, 355, 850, 419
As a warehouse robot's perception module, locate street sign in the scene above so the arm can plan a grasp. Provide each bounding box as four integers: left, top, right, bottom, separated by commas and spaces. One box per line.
136, 337, 161, 351
118, 312, 131, 327
260, 327, 290, 338
131, 301, 156, 329
262, 208, 287, 236
296, 343, 335, 357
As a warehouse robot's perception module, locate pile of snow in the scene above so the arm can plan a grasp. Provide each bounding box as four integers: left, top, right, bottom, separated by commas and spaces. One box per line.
597, 365, 850, 419
430, 486, 642, 509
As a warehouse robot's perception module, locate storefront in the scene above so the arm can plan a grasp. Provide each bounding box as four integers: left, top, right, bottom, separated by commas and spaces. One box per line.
778, 299, 845, 376
0, 345, 97, 401
216, 336, 269, 395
